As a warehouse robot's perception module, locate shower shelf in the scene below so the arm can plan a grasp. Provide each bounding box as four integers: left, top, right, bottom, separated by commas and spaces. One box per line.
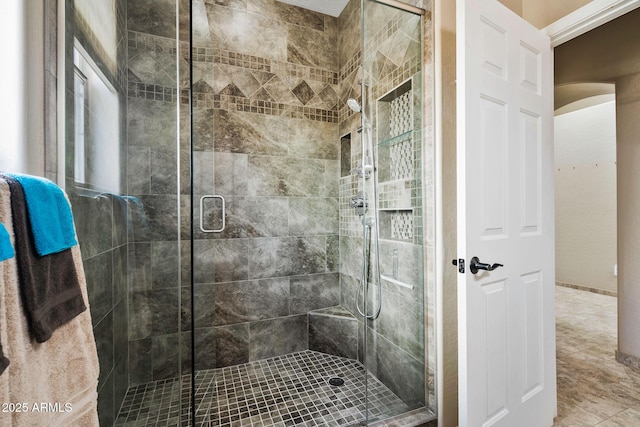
378, 130, 413, 147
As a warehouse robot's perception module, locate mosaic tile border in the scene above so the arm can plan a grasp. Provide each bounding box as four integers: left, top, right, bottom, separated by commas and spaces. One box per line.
129, 31, 178, 55
127, 32, 339, 123
128, 82, 179, 103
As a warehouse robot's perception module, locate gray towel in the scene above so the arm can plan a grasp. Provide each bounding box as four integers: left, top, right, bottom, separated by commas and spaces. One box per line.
0, 341, 9, 375
2, 175, 86, 343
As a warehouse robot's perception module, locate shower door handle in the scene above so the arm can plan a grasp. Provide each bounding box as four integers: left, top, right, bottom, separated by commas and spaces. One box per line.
199, 195, 225, 233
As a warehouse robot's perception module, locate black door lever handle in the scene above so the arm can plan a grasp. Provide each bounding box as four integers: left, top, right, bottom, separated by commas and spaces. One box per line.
469, 256, 503, 274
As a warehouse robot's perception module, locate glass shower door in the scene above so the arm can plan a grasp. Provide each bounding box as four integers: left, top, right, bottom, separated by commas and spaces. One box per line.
359, 0, 430, 423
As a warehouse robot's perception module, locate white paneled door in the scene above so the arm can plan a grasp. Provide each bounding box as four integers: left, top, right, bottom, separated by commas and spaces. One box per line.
456, 0, 556, 425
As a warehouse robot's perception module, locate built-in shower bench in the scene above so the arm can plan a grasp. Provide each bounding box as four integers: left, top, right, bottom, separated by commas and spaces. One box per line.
308, 306, 358, 360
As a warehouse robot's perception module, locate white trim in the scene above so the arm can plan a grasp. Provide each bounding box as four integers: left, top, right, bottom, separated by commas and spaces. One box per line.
544, 0, 640, 47
57, 0, 66, 188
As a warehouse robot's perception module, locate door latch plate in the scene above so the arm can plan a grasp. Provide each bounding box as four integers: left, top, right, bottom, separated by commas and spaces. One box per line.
452, 258, 465, 273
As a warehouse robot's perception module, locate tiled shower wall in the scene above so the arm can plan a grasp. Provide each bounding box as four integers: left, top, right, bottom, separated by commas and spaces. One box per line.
63, 0, 130, 425
337, 0, 434, 410
124, 0, 433, 415
125, 0, 342, 382
189, 0, 341, 370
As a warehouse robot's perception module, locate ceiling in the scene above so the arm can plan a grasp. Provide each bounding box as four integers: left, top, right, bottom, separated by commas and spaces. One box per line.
276, 0, 350, 17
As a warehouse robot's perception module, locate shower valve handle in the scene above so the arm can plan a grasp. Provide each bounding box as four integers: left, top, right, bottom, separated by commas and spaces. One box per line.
469, 256, 503, 274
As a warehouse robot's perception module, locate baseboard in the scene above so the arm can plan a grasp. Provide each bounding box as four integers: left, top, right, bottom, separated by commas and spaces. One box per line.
616, 350, 640, 369
556, 281, 617, 297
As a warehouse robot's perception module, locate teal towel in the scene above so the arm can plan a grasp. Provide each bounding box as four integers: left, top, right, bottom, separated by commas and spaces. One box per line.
7, 174, 77, 256
0, 223, 13, 261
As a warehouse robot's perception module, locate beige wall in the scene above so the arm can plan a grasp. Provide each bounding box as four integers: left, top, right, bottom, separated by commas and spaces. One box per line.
435, 0, 458, 425
555, 5, 640, 363
616, 72, 640, 360
554, 102, 617, 294
499, 0, 592, 28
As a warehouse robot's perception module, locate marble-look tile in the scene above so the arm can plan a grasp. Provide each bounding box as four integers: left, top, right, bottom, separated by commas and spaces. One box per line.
248, 155, 327, 197
290, 273, 340, 314
327, 235, 340, 272
339, 235, 364, 279
71, 193, 113, 259
214, 278, 289, 326
127, 0, 176, 39
214, 152, 249, 196
337, 0, 360, 67
377, 240, 424, 304
113, 298, 128, 363
192, 239, 216, 283
288, 119, 340, 160
215, 323, 250, 368
595, 407, 640, 426
215, 197, 289, 239
194, 327, 217, 370
94, 312, 114, 393
84, 251, 114, 325
129, 195, 179, 242
247, 0, 325, 32
207, 3, 287, 61
287, 22, 337, 70
127, 146, 151, 195
180, 331, 192, 374
209, 239, 249, 283
129, 338, 152, 385
129, 290, 152, 341
150, 148, 178, 194
128, 46, 177, 88
128, 242, 151, 291
113, 244, 128, 303
149, 288, 180, 335
309, 309, 357, 359
190, 283, 215, 329
112, 195, 129, 246
127, 97, 177, 151
192, 107, 215, 151
151, 241, 180, 288
248, 236, 327, 279
340, 273, 361, 318
113, 350, 129, 423
192, 151, 215, 195
152, 333, 180, 380
97, 369, 114, 427
554, 286, 640, 426
289, 198, 338, 236
249, 315, 308, 361
373, 332, 425, 408
129, 288, 179, 339
374, 289, 424, 360
213, 110, 288, 156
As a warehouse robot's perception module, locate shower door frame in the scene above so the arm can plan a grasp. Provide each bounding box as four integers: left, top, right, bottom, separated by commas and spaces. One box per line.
185, 0, 438, 424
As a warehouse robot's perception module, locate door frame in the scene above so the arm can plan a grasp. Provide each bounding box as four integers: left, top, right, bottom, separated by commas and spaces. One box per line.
433, 0, 640, 426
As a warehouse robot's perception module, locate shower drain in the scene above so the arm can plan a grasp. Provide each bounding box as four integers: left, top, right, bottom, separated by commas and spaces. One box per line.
328, 377, 345, 386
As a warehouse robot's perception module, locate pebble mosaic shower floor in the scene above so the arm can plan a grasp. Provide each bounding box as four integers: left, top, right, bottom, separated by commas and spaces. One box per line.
115, 350, 411, 426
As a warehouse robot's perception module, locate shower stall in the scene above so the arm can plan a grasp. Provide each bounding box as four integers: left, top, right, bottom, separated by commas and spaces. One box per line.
63, 0, 435, 425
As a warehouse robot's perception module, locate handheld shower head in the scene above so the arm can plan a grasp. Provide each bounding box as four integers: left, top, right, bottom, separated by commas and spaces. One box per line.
347, 98, 361, 113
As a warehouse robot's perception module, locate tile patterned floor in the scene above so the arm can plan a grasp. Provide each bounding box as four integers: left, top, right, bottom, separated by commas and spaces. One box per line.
554, 286, 640, 426
115, 350, 417, 426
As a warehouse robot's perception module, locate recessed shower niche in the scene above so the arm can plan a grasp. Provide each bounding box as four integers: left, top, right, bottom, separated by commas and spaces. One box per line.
376, 79, 422, 244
